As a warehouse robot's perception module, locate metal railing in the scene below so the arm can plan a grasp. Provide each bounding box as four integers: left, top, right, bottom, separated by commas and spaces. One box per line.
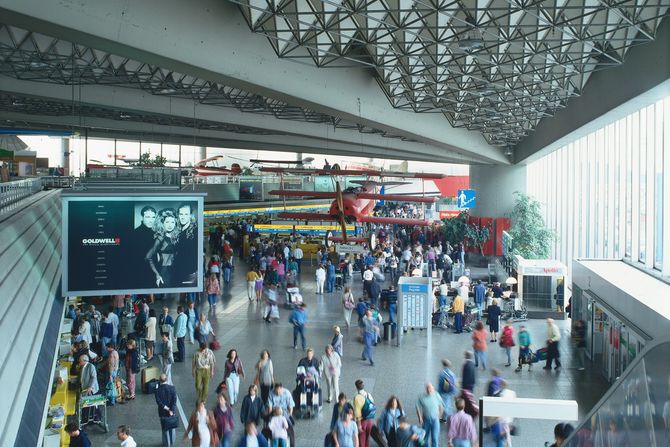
0, 177, 43, 210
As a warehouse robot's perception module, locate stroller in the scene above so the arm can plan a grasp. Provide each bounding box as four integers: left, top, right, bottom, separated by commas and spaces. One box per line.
293, 366, 322, 419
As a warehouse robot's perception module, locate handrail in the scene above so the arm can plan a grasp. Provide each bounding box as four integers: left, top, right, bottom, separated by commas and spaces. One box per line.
0, 178, 43, 210
562, 336, 670, 447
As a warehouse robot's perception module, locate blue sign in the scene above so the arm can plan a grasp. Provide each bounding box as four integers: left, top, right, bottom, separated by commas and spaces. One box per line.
457, 189, 476, 209
377, 185, 385, 206
400, 284, 429, 294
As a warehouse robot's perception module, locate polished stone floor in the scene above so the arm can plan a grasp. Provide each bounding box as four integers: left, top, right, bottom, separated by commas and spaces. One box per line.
86, 261, 609, 446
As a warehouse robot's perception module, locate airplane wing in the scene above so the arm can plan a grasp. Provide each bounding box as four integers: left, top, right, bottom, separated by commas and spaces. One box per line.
195, 155, 224, 167
268, 190, 338, 199
357, 215, 431, 226
277, 212, 337, 220
355, 193, 438, 203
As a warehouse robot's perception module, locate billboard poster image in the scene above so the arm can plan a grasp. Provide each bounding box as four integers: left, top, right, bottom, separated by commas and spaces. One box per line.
62, 194, 205, 296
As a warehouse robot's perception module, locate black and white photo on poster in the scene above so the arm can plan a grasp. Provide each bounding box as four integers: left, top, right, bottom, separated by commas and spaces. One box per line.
63, 196, 203, 296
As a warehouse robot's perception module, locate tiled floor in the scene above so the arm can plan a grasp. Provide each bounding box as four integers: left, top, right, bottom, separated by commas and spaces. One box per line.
86, 261, 609, 446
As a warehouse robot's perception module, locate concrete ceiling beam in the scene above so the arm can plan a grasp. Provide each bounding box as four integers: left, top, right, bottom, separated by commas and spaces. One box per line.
0, 0, 509, 164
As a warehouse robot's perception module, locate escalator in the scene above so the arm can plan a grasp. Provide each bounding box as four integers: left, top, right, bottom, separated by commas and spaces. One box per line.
563, 337, 670, 446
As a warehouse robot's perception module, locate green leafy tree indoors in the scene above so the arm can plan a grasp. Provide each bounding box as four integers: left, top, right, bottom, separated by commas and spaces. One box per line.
508, 192, 556, 259
465, 223, 491, 256
442, 211, 469, 246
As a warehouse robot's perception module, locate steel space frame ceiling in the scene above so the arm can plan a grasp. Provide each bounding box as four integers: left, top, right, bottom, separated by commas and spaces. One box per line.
230, 0, 669, 146
0, 23, 411, 142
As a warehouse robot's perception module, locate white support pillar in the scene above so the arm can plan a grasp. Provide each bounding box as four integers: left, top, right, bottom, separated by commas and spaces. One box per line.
60, 138, 70, 175
197, 146, 207, 162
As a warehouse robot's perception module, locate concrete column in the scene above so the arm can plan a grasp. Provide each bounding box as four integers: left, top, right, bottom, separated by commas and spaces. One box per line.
469, 164, 527, 218
197, 146, 207, 161
60, 138, 70, 175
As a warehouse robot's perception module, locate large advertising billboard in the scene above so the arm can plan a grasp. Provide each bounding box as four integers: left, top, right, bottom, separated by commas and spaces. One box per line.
62, 194, 205, 296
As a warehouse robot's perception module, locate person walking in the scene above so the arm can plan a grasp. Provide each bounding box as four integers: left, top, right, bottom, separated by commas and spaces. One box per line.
105, 342, 119, 404
267, 383, 295, 447
206, 272, 221, 308
353, 380, 374, 447
543, 318, 562, 370
321, 345, 342, 404
124, 339, 140, 400
452, 292, 465, 334
447, 399, 478, 447
269, 407, 290, 447
473, 280, 486, 320
196, 314, 216, 346
316, 264, 326, 295
416, 383, 444, 447
145, 309, 158, 361
237, 422, 269, 447
255, 269, 265, 303
333, 407, 359, 447
193, 342, 216, 402
160, 332, 175, 384
437, 359, 458, 423
499, 320, 515, 367
461, 351, 475, 392
377, 396, 404, 447
223, 349, 245, 406
515, 325, 533, 372
472, 322, 488, 370
342, 287, 355, 328
155, 373, 177, 447
294, 246, 304, 274
174, 306, 187, 362
185, 400, 217, 447
213, 393, 235, 447
289, 303, 308, 350
486, 299, 502, 342
186, 301, 199, 345
331, 326, 343, 357
326, 260, 336, 293
240, 385, 264, 428
65, 423, 91, 447
263, 284, 280, 323
254, 350, 274, 403
246, 268, 260, 301
573, 320, 587, 371
116, 425, 137, 447
331, 393, 354, 431
360, 310, 376, 366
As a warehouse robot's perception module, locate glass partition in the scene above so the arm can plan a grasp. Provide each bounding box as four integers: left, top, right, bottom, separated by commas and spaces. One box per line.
564, 339, 670, 447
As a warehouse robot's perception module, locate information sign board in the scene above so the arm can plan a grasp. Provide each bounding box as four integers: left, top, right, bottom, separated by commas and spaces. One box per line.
397, 276, 432, 346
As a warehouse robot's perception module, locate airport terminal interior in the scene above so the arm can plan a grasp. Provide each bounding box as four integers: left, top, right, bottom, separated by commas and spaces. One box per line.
0, 1, 669, 447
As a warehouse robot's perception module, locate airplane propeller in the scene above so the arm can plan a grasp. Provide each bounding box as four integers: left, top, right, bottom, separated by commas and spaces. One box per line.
335, 181, 348, 243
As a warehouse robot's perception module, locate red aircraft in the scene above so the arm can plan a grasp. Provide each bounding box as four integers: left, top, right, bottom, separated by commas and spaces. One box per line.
267, 167, 444, 243
192, 155, 242, 176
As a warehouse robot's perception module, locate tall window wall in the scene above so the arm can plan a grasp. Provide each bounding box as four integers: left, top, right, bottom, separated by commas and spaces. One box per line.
527, 95, 670, 279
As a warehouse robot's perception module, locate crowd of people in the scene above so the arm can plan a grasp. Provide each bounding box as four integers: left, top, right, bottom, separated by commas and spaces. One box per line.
63, 221, 581, 447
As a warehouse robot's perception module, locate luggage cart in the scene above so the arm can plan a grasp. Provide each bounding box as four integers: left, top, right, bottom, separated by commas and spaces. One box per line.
78, 394, 108, 433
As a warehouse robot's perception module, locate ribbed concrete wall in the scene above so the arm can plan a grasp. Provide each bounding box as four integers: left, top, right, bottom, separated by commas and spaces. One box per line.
0, 190, 62, 447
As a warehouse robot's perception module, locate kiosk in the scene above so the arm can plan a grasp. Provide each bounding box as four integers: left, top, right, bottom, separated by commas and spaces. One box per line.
397, 276, 433, 347
515, 256, 567, 315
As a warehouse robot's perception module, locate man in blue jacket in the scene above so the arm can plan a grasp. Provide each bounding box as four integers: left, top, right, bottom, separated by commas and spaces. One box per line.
326, 260, 336, 293
155, 374, 177, 447
237, 422, 269, 447
289, 303, 308, 351
474, 280, 487, 320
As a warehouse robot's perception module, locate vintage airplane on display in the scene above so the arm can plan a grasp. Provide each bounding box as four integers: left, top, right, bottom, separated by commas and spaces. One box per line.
249, 156, 314, 166
192, 155, 242, 176
266, 166, 444, 245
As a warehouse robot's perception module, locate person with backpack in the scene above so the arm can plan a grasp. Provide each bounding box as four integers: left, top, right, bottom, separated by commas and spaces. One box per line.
438, 359, 458, 423
353, 379, 375, 447
499, 320, 515, 367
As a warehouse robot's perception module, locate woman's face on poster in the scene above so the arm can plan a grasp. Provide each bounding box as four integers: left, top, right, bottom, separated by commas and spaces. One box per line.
164, 216, 177, 232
